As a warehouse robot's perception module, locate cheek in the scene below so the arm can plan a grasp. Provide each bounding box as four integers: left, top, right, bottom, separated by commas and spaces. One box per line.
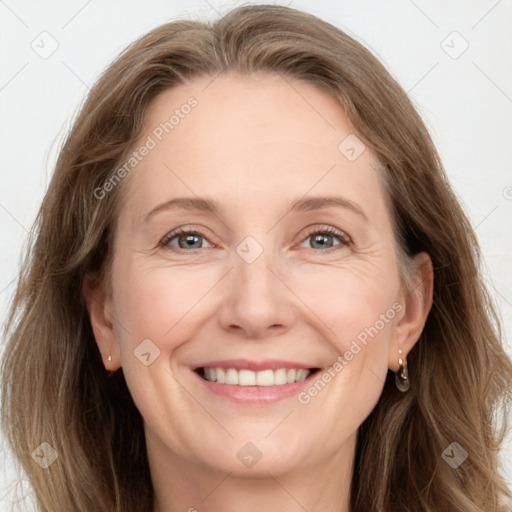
289, 259, 399, 408
112, 259, 221, 347
287, 257, 399, 347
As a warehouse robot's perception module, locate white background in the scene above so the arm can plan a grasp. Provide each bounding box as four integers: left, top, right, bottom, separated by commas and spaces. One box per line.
1, 0, 511, 509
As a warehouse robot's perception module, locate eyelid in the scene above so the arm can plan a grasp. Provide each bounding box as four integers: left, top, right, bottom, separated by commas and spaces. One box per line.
158, 224, 219, 250
298, 224, 352, 248
158, 223, 352, 251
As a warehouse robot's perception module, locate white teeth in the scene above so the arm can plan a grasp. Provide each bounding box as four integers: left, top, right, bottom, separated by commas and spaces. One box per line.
225, 368, 238, 385
201, 367, 313, 386
296, 369, 309, 382
256, 369, 274, 386
239, 369, 256, 386
274, 368, 287, 385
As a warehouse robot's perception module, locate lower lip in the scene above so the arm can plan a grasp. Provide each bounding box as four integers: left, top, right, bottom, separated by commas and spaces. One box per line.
192, 370, 317, 404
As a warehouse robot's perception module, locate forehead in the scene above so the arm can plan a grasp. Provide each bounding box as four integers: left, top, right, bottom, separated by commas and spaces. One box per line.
120, 72, 388, 226
142, 72, 360, 165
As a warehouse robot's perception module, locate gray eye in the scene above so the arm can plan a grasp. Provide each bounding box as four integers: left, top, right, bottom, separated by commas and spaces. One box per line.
175, 233, 204, 249
299, 229, 345, 250
308, 233, 336, 249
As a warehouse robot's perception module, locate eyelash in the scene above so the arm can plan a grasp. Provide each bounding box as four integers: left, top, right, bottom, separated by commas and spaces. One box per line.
158, 225, 352, 253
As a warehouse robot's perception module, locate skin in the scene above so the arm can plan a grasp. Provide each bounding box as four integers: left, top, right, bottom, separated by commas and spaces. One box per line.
85, 72, 433, 512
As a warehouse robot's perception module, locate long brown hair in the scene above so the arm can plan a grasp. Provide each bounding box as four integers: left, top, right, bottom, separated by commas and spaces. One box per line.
2, 4, 512, 511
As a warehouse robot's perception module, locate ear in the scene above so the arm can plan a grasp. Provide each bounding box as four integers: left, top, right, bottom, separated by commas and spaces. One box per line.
389, 252, 434, 371
82, 272, 121, 371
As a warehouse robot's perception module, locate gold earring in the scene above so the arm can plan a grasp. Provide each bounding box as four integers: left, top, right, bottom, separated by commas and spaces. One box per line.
106, 355, 115, 377
395, 348, 410, 392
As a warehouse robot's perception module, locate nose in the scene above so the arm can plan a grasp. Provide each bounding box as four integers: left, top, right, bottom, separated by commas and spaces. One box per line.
217, 247, 297, 339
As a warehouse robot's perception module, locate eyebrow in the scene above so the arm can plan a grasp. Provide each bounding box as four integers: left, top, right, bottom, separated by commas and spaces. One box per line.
143, 195, 368, 223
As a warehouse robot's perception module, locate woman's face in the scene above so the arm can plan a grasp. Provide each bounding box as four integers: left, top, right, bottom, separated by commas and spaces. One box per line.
90, 73, 429, 479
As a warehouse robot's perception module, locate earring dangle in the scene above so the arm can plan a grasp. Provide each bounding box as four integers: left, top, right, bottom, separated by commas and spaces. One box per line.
106, 355, 115, 377
395, 348, 410, 392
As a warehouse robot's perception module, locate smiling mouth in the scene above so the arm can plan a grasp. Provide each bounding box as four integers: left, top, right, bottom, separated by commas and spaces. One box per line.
195, 367, 321, 386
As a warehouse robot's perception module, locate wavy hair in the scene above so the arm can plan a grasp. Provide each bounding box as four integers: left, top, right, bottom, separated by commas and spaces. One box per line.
2, 4, 512, 511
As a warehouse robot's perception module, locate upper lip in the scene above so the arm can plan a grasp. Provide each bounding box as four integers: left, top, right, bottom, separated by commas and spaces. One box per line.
191, 359, 319, 372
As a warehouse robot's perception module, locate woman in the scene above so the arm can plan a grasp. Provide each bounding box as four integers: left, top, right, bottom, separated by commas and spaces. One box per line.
2, 4, 511, 511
